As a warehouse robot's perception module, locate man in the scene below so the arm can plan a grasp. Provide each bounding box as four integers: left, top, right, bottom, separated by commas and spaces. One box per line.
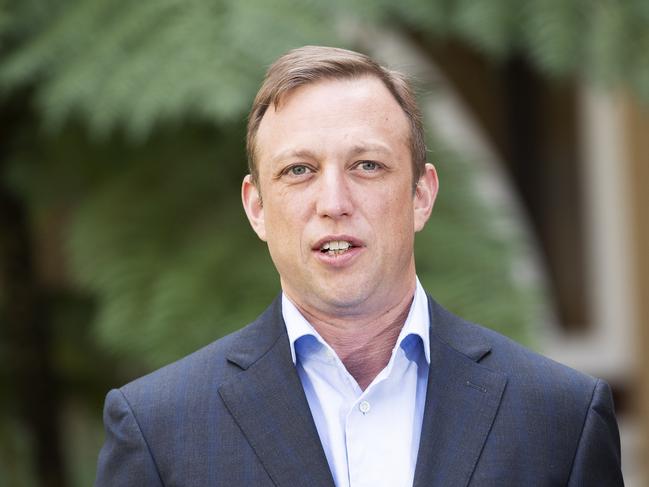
96, 46, 623, 486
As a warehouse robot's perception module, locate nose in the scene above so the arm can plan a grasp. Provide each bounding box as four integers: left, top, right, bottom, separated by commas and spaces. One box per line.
315, 167, 354, 219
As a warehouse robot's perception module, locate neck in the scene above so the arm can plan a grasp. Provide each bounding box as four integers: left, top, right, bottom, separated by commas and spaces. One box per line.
291, 284, 416, 390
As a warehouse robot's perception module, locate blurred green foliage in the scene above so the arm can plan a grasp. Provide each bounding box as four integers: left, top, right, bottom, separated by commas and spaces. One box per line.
2, 0, 649, 139
1, 0, 647, 485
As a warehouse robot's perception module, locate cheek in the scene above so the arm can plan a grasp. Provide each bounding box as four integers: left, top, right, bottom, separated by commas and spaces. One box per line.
380, 183, 415, 223
380, 193, 416, 253
263, 195, 310, 248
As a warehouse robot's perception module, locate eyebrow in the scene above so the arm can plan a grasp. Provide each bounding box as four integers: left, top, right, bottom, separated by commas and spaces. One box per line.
270, 142, 393, 165
270, 149, 318, 165
347, 142, 392, 157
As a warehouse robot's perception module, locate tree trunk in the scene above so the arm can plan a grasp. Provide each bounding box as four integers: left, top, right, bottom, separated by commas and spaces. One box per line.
0, 90, 66, 486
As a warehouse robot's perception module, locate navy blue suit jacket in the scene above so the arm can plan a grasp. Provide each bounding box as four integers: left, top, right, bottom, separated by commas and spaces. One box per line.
96, 295, 623, 486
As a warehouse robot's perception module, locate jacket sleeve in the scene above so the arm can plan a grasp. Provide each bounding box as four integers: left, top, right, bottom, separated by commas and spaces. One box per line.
567, 379, 624, 486
95, 388, 163, 487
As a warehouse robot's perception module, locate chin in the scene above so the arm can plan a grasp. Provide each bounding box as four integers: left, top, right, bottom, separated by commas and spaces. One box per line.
314, 282, 373, 311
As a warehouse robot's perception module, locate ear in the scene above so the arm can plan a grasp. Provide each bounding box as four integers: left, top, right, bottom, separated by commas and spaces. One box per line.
413, 163, 439, 232
241, 174, 267, 241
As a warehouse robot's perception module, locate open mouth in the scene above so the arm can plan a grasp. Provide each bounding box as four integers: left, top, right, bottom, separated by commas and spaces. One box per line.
319, 240, 357, 256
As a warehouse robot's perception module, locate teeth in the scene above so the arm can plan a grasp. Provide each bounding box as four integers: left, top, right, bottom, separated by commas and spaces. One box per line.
321, 240, 352, 252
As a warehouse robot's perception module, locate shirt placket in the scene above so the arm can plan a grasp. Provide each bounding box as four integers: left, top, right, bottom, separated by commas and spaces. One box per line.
344, 354, 404, 487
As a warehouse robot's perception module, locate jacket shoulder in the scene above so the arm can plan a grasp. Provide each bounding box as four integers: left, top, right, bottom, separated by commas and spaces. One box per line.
428, 298, 622, 484
429, 296, 600, 399
117, 296, 284, 416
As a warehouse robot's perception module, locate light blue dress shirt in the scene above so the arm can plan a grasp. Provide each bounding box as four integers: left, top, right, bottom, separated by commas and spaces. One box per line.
282, 278, 431, 487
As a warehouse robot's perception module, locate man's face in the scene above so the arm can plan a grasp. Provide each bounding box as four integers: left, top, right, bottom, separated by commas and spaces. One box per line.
242, 76, 437, 317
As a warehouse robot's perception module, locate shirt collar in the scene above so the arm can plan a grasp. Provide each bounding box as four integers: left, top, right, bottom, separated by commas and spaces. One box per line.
282, 277, 431, 365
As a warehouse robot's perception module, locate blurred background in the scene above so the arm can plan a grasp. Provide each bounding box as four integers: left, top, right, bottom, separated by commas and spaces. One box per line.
0, 0, 647, 485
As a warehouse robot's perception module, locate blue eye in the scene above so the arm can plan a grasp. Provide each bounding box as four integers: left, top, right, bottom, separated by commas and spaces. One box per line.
359, 161, 378, 171
289, 165, 309, 176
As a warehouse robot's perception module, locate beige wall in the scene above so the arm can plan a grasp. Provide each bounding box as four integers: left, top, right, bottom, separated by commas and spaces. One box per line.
624, 96, 649, 467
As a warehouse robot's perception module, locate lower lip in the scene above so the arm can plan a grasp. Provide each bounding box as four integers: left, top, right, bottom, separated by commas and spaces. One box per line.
313, 246, 364, 268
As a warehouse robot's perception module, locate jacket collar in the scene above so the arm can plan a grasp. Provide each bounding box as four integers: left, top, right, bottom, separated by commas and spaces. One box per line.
412, 295, 507, 487
220, 296, 335, 487
220, 294, 507, 487
224, 293, 494, 369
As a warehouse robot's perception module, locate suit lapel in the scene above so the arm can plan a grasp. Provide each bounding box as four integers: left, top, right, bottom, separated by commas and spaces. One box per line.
219, 294, 506, 487
413, 296, 507, 487
218, 298, 334, 487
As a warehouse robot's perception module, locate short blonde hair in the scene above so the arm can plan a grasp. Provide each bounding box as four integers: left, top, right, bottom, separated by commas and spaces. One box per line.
246, 46, 426, 188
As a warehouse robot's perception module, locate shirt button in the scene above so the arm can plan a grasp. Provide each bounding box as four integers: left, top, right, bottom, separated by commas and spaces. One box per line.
359, 400, 371, 414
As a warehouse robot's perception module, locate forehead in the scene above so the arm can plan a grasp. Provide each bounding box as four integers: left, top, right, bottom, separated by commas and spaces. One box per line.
254, 76, 411, 168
